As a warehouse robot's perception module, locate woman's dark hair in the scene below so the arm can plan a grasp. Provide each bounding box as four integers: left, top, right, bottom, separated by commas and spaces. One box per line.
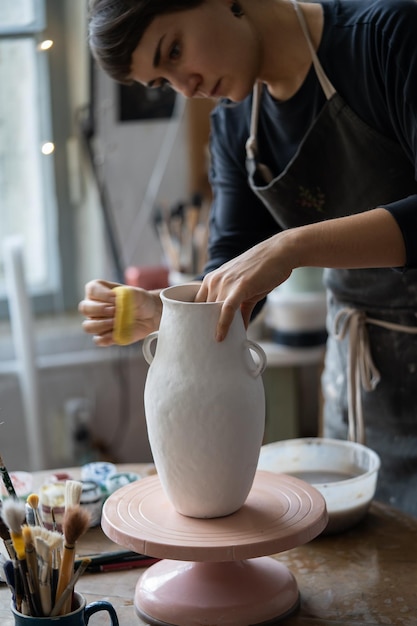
88, 0, 205, 84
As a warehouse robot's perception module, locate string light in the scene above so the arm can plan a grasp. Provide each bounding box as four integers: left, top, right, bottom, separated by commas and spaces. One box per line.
41, 142, 55, 155
38, 39, 54, 51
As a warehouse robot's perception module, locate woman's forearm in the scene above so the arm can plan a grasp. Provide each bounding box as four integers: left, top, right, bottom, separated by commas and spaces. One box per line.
197, 207, 407, 341
283, 207, 407, 271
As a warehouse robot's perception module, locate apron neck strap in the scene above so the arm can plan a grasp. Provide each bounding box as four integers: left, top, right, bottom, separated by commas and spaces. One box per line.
245, 82, 274, 182
245, 81, 262, 161
246, 1, 336, 162
290, 0, 336, 100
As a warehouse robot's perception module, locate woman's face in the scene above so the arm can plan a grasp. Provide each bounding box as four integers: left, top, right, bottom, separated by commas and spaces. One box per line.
129, 0, 261, 102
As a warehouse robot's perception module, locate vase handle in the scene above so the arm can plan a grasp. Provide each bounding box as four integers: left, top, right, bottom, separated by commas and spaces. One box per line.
142, 331, 159, 364
244, 339, 267, 377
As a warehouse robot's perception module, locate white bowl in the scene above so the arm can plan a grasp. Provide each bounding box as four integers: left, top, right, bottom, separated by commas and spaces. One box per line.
265, 289, 328, 347
266, 289, 327, 333
257, 438, 380, 534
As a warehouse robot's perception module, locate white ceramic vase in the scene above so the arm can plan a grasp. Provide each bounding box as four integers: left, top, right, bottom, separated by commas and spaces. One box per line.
142, 283, 267, 518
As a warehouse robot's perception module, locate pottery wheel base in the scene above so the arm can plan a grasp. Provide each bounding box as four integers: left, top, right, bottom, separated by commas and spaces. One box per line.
134, 557, 299, 626
101, 472, 328, 625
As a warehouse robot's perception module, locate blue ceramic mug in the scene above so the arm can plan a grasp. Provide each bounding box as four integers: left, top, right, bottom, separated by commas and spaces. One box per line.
11, 592, 119, 625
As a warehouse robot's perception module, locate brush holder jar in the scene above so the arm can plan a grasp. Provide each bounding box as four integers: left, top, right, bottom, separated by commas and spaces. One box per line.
11, 592, 119, 625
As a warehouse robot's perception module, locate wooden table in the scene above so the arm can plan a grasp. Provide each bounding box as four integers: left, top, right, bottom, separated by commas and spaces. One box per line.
1, 464, 416, 625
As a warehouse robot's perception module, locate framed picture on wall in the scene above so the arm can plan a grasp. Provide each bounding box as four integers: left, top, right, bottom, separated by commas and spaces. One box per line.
118, 82, 176, 121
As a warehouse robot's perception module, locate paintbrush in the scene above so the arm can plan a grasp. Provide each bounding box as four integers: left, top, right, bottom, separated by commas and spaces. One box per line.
26, 494, 44, 528
74, 549, 158, 571
1, 557, 17, 607
0, 501, 16, 559
22, 526, 40, 608
153, 208, 181, 271
35, 531, 63, 617
75, 549, 147, 566
1, 499, 40, 616
51, 547, 59, 606
54, 506, 90, 615
83, 556, 158, 572
0, 509, 22, 612
31, 526, 62, 547
35, 537, 52, 617
0, 454, 18, 499
49, 558, 91, 617
26, 566, 41, 617
51, 507, 59, 533
32, 526, 63, 608
48, 507, 62, 603
2, 500, 26, 559
1, 499, 27, 560
64, 480, 83, 510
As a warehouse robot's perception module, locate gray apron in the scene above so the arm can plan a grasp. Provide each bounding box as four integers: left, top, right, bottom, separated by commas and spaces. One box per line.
246, 0, 417, 515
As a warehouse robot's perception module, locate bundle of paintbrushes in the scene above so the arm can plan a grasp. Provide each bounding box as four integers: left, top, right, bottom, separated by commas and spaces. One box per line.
0, 489, 91, 617
153, 193, 209, 276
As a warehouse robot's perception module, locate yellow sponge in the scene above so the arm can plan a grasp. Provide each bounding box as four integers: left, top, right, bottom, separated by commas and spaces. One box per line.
113, 286, 135, 345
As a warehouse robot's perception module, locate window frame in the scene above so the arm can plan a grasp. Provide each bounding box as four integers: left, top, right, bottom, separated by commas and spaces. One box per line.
0, 0, 77, 319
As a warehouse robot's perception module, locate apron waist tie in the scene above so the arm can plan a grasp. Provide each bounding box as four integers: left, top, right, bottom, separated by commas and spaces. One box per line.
332, 307, 417, 444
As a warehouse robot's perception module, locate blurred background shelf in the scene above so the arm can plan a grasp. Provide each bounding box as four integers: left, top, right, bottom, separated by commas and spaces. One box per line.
259, 341, 325, 447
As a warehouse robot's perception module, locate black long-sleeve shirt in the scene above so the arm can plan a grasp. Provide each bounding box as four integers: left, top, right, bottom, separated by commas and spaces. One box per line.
206, 0, 417, 274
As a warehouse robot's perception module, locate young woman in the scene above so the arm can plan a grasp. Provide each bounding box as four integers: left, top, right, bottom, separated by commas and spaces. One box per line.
80, 0, 417, 516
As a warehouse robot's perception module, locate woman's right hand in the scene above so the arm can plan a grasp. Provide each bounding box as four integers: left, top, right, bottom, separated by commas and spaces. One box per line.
78, 279, 162, 346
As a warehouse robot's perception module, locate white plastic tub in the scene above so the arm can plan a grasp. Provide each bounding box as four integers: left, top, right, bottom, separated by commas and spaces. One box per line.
257, 438, 381, 534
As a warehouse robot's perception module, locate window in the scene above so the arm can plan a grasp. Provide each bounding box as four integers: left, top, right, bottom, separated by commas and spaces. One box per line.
0, 0, 75, 317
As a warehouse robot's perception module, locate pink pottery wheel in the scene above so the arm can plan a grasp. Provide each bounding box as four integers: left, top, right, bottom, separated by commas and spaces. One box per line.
101, 470, 327, 625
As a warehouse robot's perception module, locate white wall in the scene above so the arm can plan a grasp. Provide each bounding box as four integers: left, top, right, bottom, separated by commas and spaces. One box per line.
89, 68, 188, 282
